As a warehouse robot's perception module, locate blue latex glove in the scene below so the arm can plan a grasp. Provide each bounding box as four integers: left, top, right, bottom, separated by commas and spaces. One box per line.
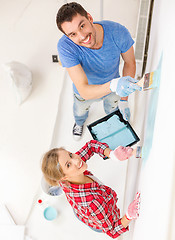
110, 76, 142, 97
118, 100, 130, 121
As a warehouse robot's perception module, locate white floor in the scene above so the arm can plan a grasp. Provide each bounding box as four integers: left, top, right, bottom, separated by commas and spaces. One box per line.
0, 1, 143, 239
25, 74, 141, 240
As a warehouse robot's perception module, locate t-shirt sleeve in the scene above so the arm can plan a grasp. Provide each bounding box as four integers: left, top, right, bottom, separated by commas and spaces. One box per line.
57, 36, 80, 68
112, 22, 134, 53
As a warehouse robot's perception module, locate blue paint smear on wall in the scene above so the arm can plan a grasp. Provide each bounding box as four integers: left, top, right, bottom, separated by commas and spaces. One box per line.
142, 55, 163, 164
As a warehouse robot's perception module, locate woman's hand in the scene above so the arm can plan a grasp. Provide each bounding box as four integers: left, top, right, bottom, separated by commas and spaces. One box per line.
109, 146, 133, 161
125, 192, 141, 220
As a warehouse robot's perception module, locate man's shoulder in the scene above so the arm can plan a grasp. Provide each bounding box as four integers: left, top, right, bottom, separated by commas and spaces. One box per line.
57, 34, 80, 51
97, 20, 122, 29
57, 34, 71, 47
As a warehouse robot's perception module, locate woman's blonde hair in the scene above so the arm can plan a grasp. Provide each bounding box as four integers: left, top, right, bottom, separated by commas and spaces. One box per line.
41, 147, 65, 186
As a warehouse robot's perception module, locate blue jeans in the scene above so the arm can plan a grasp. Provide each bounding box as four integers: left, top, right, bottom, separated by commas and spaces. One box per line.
73, 92, 120, 126
73, 211, 102, 233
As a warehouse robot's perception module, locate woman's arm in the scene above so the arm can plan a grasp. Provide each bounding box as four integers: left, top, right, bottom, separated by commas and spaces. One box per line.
75, 140, 109, 161
121, 215, 131, 228
104, 148, 111, 158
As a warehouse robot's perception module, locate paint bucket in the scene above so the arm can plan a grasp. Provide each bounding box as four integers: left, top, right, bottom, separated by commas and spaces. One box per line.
37, 198, 58, 221
41, 176, 63, 198
43, 206, 57, 221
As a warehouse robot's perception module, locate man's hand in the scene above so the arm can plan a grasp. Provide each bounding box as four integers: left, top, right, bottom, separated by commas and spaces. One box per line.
110, 76, 141, 97
118, 99, 130, 121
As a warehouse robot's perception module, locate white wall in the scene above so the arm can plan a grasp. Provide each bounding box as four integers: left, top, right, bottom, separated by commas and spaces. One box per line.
132, 0, 175, 239
104, 0, 139, 37
67, 0, 140, 37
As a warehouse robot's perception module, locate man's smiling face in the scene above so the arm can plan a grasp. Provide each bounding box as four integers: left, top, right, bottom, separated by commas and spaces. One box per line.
61, 13, 97, 48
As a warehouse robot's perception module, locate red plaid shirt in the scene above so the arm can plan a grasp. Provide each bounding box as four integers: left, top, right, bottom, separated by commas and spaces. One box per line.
60, 140, 128, 238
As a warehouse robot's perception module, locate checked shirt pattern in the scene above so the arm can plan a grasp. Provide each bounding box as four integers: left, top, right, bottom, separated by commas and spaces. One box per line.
60, 140, 128, 238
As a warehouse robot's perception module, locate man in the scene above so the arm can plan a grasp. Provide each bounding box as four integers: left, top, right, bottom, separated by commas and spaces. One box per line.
56, 2, 141, 140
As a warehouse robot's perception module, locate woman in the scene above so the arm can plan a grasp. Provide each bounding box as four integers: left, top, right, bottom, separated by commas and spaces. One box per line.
41, 140, 140, 239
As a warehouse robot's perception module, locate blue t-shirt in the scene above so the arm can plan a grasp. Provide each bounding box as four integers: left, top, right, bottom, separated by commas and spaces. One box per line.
57, 20, 134, 95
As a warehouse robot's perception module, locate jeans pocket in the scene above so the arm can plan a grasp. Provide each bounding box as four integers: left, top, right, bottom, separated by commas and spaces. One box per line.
74, 93, 85, 102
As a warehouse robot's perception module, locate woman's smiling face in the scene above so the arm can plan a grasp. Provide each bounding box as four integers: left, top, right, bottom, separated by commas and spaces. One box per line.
58, 149, 88, 181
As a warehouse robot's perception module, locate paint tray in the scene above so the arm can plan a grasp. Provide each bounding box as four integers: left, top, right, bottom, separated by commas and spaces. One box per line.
87, 109, 140, 150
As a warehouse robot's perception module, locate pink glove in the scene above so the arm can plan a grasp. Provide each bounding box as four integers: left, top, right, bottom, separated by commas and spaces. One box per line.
109, 146, 133, 161
125, 192, 141, 220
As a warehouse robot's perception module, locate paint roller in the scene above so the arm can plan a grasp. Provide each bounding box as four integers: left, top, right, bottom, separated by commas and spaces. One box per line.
132, 146, 142, 158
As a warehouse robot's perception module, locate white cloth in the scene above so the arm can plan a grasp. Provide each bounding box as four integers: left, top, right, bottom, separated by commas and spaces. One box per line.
0, 203, 32, 240
0, 225, 25, 240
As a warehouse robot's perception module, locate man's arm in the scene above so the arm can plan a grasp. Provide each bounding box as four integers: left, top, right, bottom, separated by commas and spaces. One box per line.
66, 64, 111, 100
121, 46, 136, 101
66, 46, 137, 100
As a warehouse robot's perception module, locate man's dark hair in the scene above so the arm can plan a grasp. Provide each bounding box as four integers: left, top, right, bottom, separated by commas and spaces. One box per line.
56, 2, 88, 34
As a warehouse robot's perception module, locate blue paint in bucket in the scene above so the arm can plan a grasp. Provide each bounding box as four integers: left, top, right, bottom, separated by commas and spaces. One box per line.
43, 206, 57, 221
